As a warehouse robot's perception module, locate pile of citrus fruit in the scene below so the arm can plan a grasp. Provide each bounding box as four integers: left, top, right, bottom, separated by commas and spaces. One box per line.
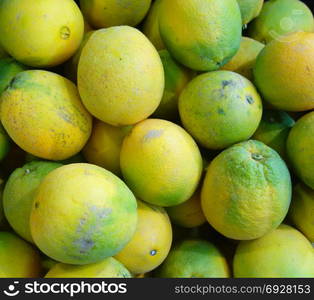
0, 0, 313, 278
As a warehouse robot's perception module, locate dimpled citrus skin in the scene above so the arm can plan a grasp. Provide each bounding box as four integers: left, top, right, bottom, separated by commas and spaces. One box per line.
78, 26, 164, 126
45, 257, 131, 278
234, 224, 314, 278
248, 0, 314, 44
115, 200, 172, 274
0, 232, 41, 278
254, 32, 314, 111
83, 120, 132, 176
221, 37, 264, 80
0, 0, 84, 67
0, 58, 27, 94
201, 140, 292, 240
237, 0, 264, 25
166, 188, 206, 228
156, 239, 230, 278
3, 161, 62, 243
79, 0, 151, 29
158, 0, 242, 71
289, 183, 314, 243
153, 50, 193, 120
30, 163, 137, 265
287, 111, 314, 189
120, 119, 203, 207
252, 110, 295, 159
142, 0, 165, 50
179, 71, 263, 150
0, 70, 92, 161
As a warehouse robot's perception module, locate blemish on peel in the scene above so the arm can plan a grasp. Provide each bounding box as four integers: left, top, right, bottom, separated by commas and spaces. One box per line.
246, 96, 254, 104
143, 129, 163, 142
60, 26, 71, 40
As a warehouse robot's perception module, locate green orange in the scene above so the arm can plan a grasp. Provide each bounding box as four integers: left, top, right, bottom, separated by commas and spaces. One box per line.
30, 163, 137, 265
287, 111, 314, 189
201, 140, 292, 240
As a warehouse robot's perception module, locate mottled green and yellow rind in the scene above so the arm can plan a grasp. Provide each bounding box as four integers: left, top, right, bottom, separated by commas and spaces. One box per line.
159, 0, 242, 71
201, 140, 292, 240
156, 239, 230, 278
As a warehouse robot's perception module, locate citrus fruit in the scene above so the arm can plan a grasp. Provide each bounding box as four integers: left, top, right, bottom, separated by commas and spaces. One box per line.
0, 57, 27, 94
201, 140, 292, 240
0, 232, 41, 278
166, 188, 206, 228
0, 125, 10, 161
179, 71, 263, 150
115, 200, 172, 274
248, 0, 314, 44
41, 257, 58, 274
142, 0, 165, 50
156, 239, 230, 278
0, 70, 92, 160
0, 180, 6, 229
254, 31, 314, 111
83, 120, 132, 176
158, 0, 242, 71
287, 111, 314, 189
289, 183, 314, 243
252, 110, 295, 159
64, 30, 94, 83
79, 0, 151, 29
45, 257, 131, 278
233, 224, 314, 277
221, 37, 264, 80
0, 0, 84, 67
3, 161, 62, 243
78, 26, 164, 126
120, 119, 203, 207
237, 0, 264, 25
30, 163, 137, 265
153, 50, 193, 120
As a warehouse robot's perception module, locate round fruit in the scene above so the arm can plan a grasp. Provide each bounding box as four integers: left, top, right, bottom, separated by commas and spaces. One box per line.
115, 200, 172, 274
0, 70, 92, 160
0, 232, 41, 278
0, 0, 84, 67
179, 71, 263, 150
201, 140, 292, 240
156, 239, 230, 278
252, 110, 295, 159
120, 119, 203, 207
158, 0, 242, 71
221, 37, 264, 80
237, 0, 264, 25
153, 50, 193, 120
83, 120, 132, 176
248, 0, 314, 44
3, 161, 62, 243
167, 188, 206, 228
64, 30, 94, 83
0, 58, 27, 94
233, 224, 314, 277
254, 32, 314, 111
287, 111, 314, 189
45, 257, 131, 278
30, 163, 137, 265
79, 0, 151, 29
289, 183, 314, 243
0, 125, 10, 161
78, 26, 164, 126
0, 180, 6, 229
142, 0, 165, 50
